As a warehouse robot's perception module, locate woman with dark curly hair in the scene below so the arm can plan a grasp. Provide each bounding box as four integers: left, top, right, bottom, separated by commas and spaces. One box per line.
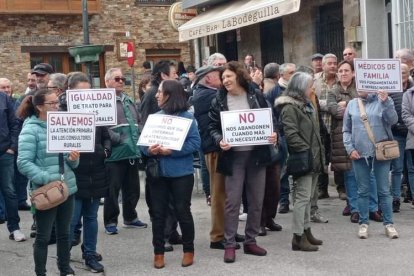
208, 61, 277, 263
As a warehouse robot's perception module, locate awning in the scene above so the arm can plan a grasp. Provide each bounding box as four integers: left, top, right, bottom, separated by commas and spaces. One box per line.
178, 0, 301, 42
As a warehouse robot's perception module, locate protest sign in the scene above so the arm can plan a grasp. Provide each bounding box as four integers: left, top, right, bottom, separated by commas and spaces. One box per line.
138, 114, 192, 151
66, 88, 117, 126
47, 112, 96, 153
220, 108, 273, 147
354, 59, 402, 93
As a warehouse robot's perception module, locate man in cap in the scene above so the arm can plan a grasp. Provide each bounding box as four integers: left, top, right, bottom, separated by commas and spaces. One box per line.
32, 63, 54, 89
311, 53, 323, 74
192, 64, 246, 249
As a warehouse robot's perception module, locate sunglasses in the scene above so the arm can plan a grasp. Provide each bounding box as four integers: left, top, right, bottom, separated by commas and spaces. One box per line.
113, 77, 126, 83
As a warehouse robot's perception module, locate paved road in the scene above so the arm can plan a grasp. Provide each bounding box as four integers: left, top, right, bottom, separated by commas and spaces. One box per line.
1, 174, 414, 276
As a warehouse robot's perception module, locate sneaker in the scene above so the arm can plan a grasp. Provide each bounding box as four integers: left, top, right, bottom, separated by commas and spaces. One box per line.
392, 199, 400, 213
311, 211, 329, 223
385, 224, 399, 239
85, 255, 104, 273
9, 230, 26, 242
238, 213, 247, 221
81, 244, 103, 261
123, 219, 148, 229
358, 224, 368, 239
104, 225, 118, 235
206, 195, 211, 206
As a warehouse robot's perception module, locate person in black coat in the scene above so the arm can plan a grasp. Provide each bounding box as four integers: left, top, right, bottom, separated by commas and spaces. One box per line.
66, 72, 111, 273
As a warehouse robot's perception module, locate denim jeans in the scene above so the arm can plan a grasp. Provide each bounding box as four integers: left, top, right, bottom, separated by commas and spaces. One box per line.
352, 158, 393, 225
0, 152, 20, 232
34, 195, 74, 276
344, 169, 378, 213
406, 150, 414, 200
390, 135, 406, 200
70, 198, 100, 256
14, 156, 28, 206
198, 150, 210, 197
0, 191, 6, 220
151, 174, 194, 254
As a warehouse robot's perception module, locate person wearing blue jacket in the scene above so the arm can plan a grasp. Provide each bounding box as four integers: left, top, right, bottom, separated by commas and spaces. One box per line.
16, 89, 80, 276
141, 80, 200, 269
343, 89, 399, 240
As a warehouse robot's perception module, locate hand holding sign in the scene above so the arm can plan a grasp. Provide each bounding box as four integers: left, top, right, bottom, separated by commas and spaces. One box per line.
68, 151, 80, 161
377, 89, 389, 103
220, 139, 231, 151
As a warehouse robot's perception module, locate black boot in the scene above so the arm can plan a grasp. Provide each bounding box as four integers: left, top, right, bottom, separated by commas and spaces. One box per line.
304, 228, 323, 245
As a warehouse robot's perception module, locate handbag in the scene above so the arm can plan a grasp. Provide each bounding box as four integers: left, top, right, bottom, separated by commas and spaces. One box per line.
286, 149, 313, 176
145, 157, 160, 179
30, 153, 69, 210
357, 98, 400, 160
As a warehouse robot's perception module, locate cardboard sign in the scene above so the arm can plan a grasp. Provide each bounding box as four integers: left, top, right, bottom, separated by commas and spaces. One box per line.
220, 108, 273, 147
47, 112, 96, 153
354, 59, 402, 93
138, 114, 193, 151
66, 89, 117, 126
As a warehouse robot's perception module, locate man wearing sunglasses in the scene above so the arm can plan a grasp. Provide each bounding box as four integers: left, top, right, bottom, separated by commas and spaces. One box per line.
103, 68, 147, 235
343, 47, 356, 63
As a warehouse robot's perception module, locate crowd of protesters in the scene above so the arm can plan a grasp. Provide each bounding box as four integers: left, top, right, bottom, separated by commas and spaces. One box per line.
1, 46, 414, 275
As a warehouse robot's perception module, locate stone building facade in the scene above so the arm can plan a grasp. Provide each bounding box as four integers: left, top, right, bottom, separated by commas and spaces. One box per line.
0, 0, 191, 94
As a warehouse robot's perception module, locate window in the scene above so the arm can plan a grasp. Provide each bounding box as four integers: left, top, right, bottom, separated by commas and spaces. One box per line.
30, 53, 105, 88
392, 0, 414, 50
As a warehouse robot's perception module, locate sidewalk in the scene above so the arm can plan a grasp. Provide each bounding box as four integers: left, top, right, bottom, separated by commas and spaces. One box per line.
0, 179, 413, 276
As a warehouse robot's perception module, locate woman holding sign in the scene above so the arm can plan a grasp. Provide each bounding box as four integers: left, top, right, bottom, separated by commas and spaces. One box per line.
343, 87, 399, 239
16, 88, 80, 276
208, 61, 277, 263
275, 72, 325, 252
141, 79, 200, 269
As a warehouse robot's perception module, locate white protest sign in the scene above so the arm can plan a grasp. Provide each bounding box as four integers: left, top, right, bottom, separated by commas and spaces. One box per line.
220, 108, 273, 147
138, 114, 193, 151
354, 59, 402, 93
66, 89, 117, 126
47, 112, 96, 153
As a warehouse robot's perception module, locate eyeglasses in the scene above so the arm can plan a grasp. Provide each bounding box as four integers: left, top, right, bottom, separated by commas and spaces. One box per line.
343, 53, 354, 56
113, 77, 126, 83
44, 101, 59, 105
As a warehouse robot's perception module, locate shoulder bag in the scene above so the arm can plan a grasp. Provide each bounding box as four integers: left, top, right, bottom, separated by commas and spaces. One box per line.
30, 153, 69, 210
357, 98, 400, 160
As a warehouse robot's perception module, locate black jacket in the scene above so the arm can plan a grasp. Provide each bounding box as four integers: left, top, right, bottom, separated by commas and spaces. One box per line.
208, 85, 276, 175
139, 80, 161, 125
73, 126, 112, 199
192, 84, 220, 154
0, 92, 18, 153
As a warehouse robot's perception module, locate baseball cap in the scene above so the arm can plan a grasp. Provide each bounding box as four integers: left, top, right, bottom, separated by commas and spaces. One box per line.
32, 63, 54, 75
311, 53, 323, 61
195, 65, 223, 80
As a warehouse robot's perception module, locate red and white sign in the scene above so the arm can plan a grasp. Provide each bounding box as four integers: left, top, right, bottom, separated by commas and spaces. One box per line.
220, 108, 273, 147
127, 42, 135, 67
354, 59, 402, 93
47, 112, 96, 153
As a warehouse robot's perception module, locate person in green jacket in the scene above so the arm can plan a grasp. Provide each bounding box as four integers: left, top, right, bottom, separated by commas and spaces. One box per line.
275, 72, 325, 252
16, 88, 79, 276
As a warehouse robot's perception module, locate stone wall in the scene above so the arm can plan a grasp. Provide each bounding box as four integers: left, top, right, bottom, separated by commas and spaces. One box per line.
0, 0, 191, 94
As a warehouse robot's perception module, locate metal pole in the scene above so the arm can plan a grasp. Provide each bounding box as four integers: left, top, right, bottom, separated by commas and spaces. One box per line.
82, 0, 93, 86
131, 66, 136, 103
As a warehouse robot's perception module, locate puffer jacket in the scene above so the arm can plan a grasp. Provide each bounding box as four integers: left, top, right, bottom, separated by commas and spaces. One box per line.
208, 85, 276, 175
73, 126, 111, 199
17, 115, 78, 195
343, 94, 398, 158
327, 80, 358, 171
107, 92, 141, 162
141, 110, 201, 178
275, 95, 324, 173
